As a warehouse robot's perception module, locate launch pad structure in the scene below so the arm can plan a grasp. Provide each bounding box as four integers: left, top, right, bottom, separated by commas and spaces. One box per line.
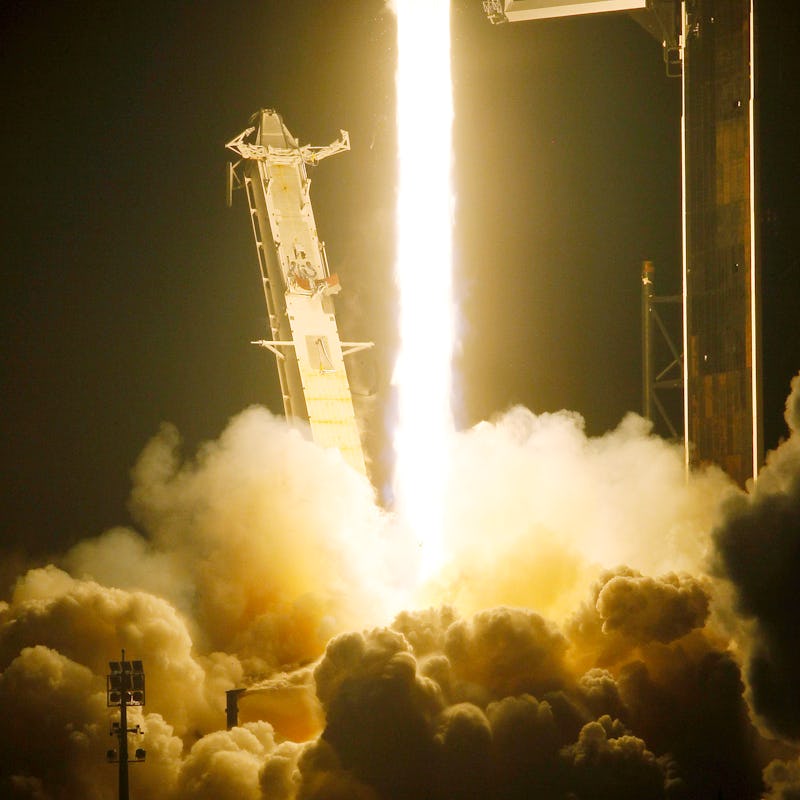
486, 0, 763, 486
226, 110, 372, 476
227, 1, 768, 489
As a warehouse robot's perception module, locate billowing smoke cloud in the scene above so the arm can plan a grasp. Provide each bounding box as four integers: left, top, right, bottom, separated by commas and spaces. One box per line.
65, 407, 404, 673
1, 407, 405, 797
298, 596, 767, 800
3, 388, 800, 798
763, 755, 800, 799
713, 373, 800, 740
437, 407, 732, 618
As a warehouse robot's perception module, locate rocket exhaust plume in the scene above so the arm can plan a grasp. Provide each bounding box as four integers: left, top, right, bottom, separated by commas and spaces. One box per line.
3, 375, 800, 798
3, 0, 800, 791
391, 0, 455, 580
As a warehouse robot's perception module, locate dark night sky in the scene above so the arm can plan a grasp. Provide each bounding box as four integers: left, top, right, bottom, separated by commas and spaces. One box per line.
1, 1, 796, 562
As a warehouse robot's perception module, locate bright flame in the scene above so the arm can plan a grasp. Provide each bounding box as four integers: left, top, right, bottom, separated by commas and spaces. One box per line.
392, 0, 455, 578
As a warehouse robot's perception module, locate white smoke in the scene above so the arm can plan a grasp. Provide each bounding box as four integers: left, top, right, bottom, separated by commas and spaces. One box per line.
435, 407, 733, 618
2, 390, 799, 798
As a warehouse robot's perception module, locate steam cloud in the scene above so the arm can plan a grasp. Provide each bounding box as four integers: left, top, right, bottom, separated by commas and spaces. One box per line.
710, 374, 800, 797
2, 379, 800, 798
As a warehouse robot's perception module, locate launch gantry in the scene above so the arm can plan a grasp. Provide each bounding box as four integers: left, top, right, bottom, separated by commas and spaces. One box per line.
227, 110, 372, 476
484, 0, 763, 486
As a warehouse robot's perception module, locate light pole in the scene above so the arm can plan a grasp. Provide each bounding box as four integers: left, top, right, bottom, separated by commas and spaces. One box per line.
106, 650, 146, 800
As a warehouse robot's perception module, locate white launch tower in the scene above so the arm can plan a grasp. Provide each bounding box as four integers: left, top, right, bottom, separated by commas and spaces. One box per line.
227, 110, 371, 475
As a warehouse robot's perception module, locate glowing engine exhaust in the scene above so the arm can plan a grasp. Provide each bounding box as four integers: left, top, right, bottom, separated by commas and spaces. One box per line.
392, 0, 455, 579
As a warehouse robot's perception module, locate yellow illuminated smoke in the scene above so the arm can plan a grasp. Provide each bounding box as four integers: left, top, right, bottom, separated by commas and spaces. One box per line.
392, 0, 454, 578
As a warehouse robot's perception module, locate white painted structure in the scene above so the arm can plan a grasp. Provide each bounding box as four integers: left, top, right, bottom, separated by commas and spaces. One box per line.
483, 0, 645, 23
227, 110, 371, 475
